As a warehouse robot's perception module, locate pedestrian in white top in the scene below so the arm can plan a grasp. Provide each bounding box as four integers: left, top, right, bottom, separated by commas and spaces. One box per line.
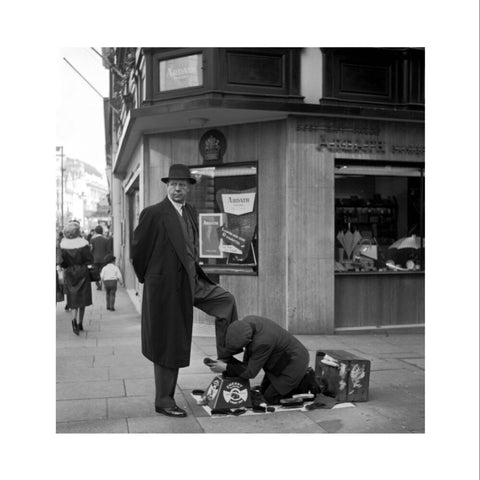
100, 253, 124, 311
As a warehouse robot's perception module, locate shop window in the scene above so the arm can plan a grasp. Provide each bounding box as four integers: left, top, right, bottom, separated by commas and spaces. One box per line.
126, 179, 140, 260
321, 48, 425, 109
189, 163, 258, 275
334, 161, 424, 273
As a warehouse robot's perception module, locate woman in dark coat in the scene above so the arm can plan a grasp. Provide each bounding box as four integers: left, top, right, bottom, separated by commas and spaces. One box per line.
56, 232, 65, 303
60, 222, 93, 335
210, 315, 316, 404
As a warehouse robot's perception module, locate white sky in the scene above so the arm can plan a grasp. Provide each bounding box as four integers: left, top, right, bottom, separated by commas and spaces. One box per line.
56, 47, 109, 178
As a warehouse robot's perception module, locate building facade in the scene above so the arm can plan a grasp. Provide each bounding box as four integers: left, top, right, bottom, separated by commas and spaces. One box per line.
55, 154, 110, 232
103, 47, 425, 334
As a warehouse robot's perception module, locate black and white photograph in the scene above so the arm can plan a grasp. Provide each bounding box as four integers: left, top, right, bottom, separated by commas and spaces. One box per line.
4, 1, 478, 480
55, 45, 428, 434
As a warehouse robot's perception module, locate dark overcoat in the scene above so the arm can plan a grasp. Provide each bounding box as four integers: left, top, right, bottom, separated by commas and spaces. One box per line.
224, 315, 309, 395
60, 237, 93, 309
90, 234, 111, 264
131, 197, 215, 368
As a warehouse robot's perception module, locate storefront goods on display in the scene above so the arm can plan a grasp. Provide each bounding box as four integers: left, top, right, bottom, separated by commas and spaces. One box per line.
336, 229, 362, 259
387, 234, 423, 270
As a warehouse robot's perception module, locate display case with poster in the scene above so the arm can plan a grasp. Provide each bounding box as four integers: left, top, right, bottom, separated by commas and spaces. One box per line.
199, 213, 227, 258
189, 163, 258, 275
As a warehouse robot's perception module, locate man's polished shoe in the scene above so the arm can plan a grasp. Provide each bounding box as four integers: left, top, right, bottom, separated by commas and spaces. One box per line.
155, 405, 187, 418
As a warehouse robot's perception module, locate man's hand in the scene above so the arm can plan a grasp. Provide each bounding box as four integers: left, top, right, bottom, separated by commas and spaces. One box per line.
209, 360, 227, 374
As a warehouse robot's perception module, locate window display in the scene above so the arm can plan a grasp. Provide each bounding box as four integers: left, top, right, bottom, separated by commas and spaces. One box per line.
334, 162, 424, 273
189, 163, 258, 275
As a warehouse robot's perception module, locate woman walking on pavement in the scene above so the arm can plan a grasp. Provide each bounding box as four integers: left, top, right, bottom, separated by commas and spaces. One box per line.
60, 221, 93, 335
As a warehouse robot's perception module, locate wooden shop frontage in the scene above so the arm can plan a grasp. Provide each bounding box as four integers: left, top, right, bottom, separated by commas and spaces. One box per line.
105, 47, 424, 334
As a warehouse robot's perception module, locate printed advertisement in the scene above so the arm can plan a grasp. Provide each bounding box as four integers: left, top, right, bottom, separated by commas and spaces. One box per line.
216, 188, 257, 263
199, 213, 227, 258
159, 54, 203, 91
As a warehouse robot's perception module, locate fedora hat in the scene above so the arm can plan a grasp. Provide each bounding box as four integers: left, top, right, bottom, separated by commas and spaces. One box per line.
161, 164, 196, 185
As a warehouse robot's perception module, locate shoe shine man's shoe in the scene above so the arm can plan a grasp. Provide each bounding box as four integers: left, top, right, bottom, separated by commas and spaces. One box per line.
155, 405, 187, 418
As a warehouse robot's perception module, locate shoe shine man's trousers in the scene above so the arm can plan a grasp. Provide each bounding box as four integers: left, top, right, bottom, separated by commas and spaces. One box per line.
154, 276, 238, 409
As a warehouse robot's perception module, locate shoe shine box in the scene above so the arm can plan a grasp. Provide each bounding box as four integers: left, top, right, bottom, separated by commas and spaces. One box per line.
315, 350, 370, 402
202, 376, 252, 410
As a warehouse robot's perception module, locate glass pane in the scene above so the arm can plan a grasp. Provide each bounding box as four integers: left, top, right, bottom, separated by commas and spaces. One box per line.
334, 167, 424, 273
159, 54, 203, 91
189, 164, 258, 274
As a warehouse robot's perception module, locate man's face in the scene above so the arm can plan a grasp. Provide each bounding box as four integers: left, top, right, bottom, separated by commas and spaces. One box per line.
167, 179, 190, 204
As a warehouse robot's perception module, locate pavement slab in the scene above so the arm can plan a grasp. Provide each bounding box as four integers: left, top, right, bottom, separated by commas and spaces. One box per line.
93, 353, 147, 367
309, 408, 408, 433
55, 355, 95, 368
108, 364, 153, 380
197, 410, 327, 433
96, 336, 140, 347
107, 395, 157, 419
56, 337, 98, 348
127, 415, 204, 433
56, 379, 126, 401
56, 365, 110, 382
370, 368, 424, 388
57, 346, 114, 357
56, 287, 425, 434
124, 378, 155, 397
56, 418, 129, 434
400, 358, 425, 369
56, 398, 107, 422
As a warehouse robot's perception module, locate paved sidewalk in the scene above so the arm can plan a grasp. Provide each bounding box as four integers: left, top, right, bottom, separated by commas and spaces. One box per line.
56, 286, 424, 433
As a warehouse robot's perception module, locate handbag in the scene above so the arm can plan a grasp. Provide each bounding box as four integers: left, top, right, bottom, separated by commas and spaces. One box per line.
57, 268, 64, 285
357, 238, 378, 260
87, 265, 101, 282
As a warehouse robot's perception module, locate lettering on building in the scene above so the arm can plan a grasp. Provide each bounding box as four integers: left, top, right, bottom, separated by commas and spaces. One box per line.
391, 144, 425, 155
316, 136, 386, 154
297, 123, 424, 156
167, 66, 197, 78
297, 123, 381, 136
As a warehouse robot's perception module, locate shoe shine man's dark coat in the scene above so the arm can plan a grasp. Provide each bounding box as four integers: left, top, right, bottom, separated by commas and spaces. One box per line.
224, 316, 310, 395
132, 197, 216, 368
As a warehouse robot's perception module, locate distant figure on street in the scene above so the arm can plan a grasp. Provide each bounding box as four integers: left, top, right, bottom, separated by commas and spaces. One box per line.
90, 225, 111, 290
208, 315, 322, 405
56, 231, 65, 304
60, 222, 93, 335
132, 163, 239, 418
86, 229, 95, 243
100, 253, 123, 311
106, 231, 114, 254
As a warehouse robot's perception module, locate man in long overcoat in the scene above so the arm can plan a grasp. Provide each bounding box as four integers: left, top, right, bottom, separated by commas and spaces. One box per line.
131, 164, 238, 418
90, 225, 111, 290
208, 315, 320, 404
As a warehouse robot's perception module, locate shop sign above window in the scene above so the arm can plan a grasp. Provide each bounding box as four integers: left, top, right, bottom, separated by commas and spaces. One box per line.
159, 54, 203, 91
